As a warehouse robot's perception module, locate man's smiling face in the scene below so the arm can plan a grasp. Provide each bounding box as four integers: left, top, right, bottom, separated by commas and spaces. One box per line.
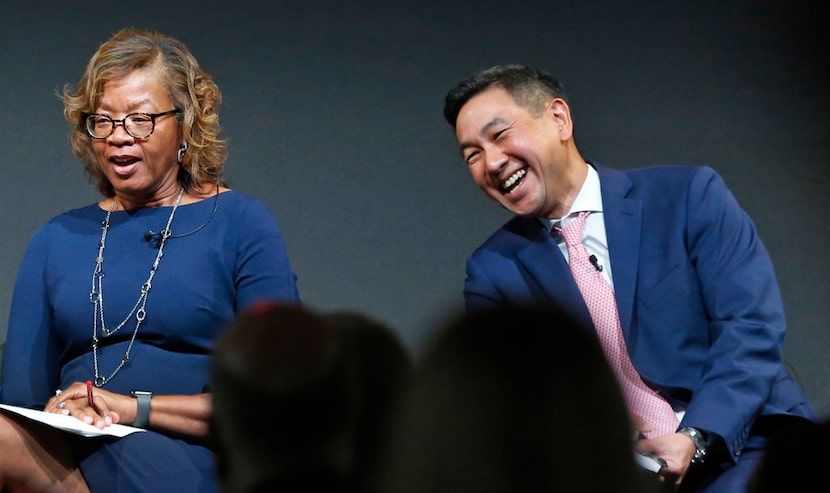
455, 86, 576, 219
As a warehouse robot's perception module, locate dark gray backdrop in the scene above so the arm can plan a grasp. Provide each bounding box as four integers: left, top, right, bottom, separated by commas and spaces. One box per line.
2, 1, 828, 416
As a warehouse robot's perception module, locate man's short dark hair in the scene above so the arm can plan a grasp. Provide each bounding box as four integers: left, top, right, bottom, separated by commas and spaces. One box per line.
443, 64, 568, 128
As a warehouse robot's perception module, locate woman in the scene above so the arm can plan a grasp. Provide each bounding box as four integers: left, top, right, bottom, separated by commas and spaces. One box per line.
0, 29, 300, 492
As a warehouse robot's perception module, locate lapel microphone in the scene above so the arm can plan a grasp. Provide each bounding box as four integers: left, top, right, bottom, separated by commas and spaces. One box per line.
143, 230, 170, 242
142, 186, 222, 245
143, 229, 170, 247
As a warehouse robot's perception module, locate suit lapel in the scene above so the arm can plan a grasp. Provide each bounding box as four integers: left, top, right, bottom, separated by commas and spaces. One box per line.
511, 218, 596, 332
594, 164, 642, 337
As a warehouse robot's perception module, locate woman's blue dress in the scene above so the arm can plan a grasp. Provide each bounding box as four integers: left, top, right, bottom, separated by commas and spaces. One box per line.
0, 191, 300, 492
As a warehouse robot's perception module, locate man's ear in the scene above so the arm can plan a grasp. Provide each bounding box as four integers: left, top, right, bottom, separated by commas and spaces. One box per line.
545, 98, 573, 141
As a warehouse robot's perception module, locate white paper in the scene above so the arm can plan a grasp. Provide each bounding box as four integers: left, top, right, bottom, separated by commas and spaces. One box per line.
0, 403, 145, 438
635, 452, 665, 473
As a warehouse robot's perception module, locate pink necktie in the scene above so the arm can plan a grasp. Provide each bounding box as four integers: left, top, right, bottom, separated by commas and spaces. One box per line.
555, 211, 678, 438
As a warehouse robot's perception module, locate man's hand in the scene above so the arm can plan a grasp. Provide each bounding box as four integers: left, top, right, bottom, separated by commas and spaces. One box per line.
636, 432, 697, 485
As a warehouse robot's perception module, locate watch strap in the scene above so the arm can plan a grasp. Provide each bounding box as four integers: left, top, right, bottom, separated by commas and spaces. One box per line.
678, 426, 708, 464
131, 390, 152, 428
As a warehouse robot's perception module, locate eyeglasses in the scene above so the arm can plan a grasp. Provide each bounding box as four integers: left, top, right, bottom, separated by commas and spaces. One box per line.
83, 109, 181, 139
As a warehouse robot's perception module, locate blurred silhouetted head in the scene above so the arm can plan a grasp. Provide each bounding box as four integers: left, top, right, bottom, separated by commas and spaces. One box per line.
747, 416, 830, 493
373, 304, 659, 493
211, 303, 411, 493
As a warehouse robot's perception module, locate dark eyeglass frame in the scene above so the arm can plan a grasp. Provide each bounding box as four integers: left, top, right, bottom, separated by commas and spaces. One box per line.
82, 109, 181, 139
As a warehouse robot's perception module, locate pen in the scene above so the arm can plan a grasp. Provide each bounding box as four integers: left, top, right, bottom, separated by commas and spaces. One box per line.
86, 380, 94, 407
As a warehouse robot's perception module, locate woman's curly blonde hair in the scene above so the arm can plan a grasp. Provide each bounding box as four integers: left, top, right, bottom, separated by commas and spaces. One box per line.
63, 28, 226, 197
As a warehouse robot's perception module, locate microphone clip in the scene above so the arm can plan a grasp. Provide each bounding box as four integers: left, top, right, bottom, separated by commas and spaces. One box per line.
143, 229, 172, 248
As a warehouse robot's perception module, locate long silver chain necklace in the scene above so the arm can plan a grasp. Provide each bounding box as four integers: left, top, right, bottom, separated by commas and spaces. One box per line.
90, 189, 184, 387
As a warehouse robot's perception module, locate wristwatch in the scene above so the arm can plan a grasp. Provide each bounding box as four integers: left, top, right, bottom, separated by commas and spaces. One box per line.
678, 427, 708, 465
130, 390, 152, 428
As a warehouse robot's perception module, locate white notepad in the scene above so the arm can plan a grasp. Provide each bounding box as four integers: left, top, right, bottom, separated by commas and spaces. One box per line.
0, 403, 145, 438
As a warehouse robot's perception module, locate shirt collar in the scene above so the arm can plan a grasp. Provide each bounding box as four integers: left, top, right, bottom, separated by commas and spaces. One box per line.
539, 163, 602, 230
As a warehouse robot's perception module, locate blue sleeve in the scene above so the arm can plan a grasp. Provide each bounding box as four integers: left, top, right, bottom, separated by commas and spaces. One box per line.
0, 225, 62, 407
232, 198, 300, 311
464, 255, 506, 312
680, 167, 790, 459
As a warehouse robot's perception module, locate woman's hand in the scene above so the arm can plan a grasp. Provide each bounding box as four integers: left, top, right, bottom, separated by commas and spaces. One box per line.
44, 381, 124, 429
46, 385, 212, 437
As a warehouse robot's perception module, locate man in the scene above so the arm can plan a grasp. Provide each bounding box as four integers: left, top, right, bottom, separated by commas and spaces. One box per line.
443, 64, 814, 492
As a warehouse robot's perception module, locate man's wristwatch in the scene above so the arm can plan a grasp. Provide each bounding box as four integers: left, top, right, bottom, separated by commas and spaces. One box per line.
130, 390, 152, 428
678, 426, 709, 465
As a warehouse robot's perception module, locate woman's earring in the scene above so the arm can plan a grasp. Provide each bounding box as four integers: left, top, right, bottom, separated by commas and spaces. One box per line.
177, 142, 189, 163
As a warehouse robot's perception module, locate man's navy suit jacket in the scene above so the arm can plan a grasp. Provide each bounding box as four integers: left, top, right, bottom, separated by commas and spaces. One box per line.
464, 162, 814, 461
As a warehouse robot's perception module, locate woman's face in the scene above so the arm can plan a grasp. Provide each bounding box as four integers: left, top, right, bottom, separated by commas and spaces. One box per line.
91, 68, 182, 205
